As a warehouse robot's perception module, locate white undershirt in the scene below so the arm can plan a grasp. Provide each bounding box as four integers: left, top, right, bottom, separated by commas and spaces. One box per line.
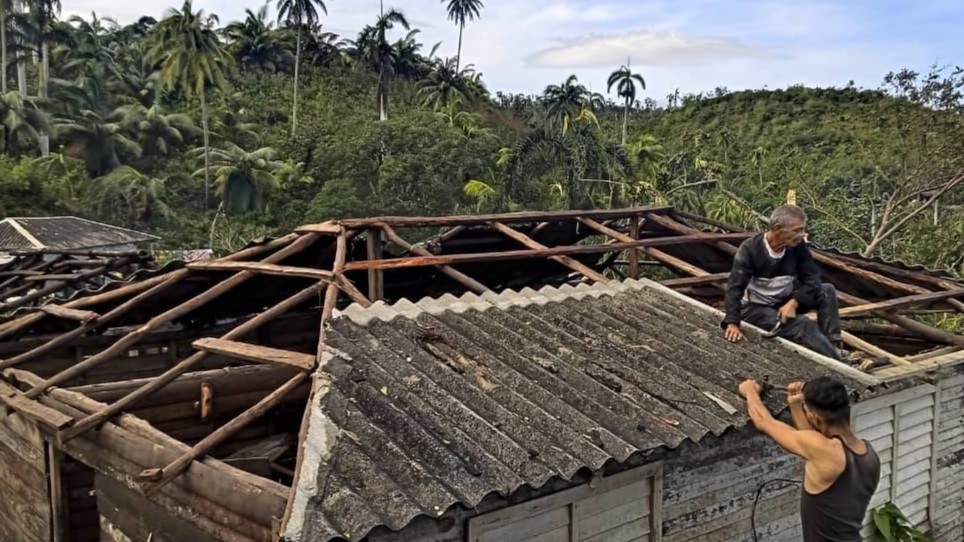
763, 233, 786, 260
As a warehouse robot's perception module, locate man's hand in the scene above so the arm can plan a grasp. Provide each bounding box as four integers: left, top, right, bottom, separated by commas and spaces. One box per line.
739, 379, 762, 399
724, 323, 745, 343
787, 380, 805, 406
777, 299, 799, 324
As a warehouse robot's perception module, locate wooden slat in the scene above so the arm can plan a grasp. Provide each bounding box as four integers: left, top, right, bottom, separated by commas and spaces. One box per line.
293, 222, 341, 235
22, 274, 83, 282
628, 218, 640, 280
340, 205, 672, 228
0, 380, 73, 430
660, 273, 731, 288
192, 338, 315, 371
342, 233, 753, 272
187, 261, 334, 281
839, 288, 964, 317
140, 371, 309, 494
489, 221, 609, 283
366, 229, 384, 301
36, 305, 99, 324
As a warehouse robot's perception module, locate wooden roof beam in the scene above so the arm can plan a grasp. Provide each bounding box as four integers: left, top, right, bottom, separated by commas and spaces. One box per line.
187, 260, 335, 281
381, 224, 490, 294
489, 221, 609, 283
838, 288, 964, 317
340, 205, 672, 228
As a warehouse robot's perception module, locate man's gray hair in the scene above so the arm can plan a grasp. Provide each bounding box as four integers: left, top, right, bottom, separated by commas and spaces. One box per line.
769, 204, 808, 229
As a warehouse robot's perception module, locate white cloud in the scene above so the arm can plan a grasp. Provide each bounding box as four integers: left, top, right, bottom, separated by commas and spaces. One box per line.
527, 31, 782, 68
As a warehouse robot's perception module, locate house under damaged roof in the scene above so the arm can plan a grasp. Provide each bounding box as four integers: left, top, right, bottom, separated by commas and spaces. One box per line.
0, 206, 960, 542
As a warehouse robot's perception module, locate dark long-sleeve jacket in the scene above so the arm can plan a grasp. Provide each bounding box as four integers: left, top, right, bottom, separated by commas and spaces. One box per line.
722, 233, 824, 328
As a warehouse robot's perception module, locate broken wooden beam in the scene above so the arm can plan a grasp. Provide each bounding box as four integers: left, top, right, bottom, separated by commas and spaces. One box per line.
57, 280, 327, 443
36, 304, 100, 324
193, 338, 315, 371
381, 224, 490, 294
186, 261, 334, 281
660, 273, 731, 288
0, 379, 74, 430
838, 288, 964, 317
489, 221, 609, 283
0, 256, 135, 313
293, 222, 342, 235
140, 371, 309, 494
24, 233, 321, 398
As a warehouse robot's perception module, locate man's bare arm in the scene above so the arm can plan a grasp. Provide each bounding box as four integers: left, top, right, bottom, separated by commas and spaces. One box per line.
740, 380, 824, 460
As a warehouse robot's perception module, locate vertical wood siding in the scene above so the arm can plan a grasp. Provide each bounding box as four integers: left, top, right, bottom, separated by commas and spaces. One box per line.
0, 412, 52, 542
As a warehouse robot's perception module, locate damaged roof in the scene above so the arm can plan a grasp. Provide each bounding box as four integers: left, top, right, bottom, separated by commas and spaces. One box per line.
286, 278, 875, 541
0, 217, 159, 252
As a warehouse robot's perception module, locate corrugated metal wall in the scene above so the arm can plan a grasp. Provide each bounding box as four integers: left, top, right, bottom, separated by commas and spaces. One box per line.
660, 430, 803, 542
932, 367, 964, 541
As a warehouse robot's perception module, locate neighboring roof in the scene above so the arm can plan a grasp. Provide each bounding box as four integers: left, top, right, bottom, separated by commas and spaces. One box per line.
285, 278, 874, 541
0, 217, 159, 251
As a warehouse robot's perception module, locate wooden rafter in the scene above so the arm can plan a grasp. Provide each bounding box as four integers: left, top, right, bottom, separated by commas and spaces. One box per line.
381, 224, 489, 294
192, 338, 316, 371
489, 221, 609, 283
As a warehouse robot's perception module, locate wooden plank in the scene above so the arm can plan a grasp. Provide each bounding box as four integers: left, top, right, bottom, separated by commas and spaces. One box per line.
343, 233, 753, 272
477, 506, 570, 542
293, 222, 341, 235
366, 229, 384, 301
381, 224, 490, 294
489, 221, 609, 283
660, 273, 731, 288
579, 499, 648, 539
47, 442, 66, 542
583, 518, 649, 542
187, 260, 334, 281
57, 280, 326, 443
36, 304, 100, 323
192, 338, 314, 371
839, 288, 964, 317
340, 205, 673, 228
0, 379, 74, 430
140, 371, 309, 494
22, 274, 83, 282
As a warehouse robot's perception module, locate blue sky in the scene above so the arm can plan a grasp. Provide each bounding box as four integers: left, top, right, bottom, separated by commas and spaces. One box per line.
63, 0, 963, 101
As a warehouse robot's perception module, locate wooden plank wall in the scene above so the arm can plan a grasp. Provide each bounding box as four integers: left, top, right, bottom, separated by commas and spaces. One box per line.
932, 365, 964, 541
0, 411, 51, 542
660, 429, 803, 542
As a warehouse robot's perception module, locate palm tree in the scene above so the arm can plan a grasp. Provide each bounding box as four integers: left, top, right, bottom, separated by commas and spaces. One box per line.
25, 0, 60, 99
543, 74, 589, 133
276, 0, 327, 137
607, 61, 645, 145
1, 0, 11, 93
149, 0, 231, 208
225, 4, 294, 73
190, 141, 284, 214
629, 133, 665, 181
117, 103, 197, 156
90, 166, 171, 225
418, 58, 474, 110
441, 0, 482, 72
0, 90, 46, 153
355, 9, 410, 121
750, 145, 768, 185
54, 108, 142, 176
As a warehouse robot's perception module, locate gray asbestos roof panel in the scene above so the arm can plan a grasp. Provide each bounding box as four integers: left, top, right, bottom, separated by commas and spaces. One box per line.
286, 279, 874, 541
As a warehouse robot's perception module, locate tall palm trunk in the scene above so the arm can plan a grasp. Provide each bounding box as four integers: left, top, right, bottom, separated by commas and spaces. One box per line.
37, 40, 47, 155
201, 91, 211, 208
291, 26, 301, 136
1, 2, 7, 93
14, 0, 24, 95
455, 22, 463, 72
378, 65, 388, 121
621, 98, 628, 146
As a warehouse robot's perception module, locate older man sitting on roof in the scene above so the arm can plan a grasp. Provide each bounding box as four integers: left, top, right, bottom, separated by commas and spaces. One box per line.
721, 204, 845, 361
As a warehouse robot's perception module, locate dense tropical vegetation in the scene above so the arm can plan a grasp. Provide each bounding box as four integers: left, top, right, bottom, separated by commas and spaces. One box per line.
0, 0, 961, 278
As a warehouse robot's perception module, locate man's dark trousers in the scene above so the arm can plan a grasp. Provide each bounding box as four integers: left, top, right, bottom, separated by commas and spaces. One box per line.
741, 283, 842, 360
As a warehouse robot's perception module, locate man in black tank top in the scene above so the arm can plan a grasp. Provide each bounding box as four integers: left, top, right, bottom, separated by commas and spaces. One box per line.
739, 376, 881, 541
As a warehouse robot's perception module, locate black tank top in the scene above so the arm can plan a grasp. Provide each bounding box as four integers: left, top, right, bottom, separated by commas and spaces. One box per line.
800, 437, 881, 542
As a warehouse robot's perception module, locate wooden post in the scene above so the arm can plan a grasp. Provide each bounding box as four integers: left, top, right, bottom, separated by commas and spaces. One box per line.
366, 228, 384, 302
628, 217, 640, 280
46, 441, 67, 542
381, 224, 490, 294
488, 221, 609, 283
140, 371, 309, 494
57, 281, 327, 443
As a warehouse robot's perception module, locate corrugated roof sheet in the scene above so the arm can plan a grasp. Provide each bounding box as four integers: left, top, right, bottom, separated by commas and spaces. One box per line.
0, 217, 159, 251
285, 279, 875, 541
